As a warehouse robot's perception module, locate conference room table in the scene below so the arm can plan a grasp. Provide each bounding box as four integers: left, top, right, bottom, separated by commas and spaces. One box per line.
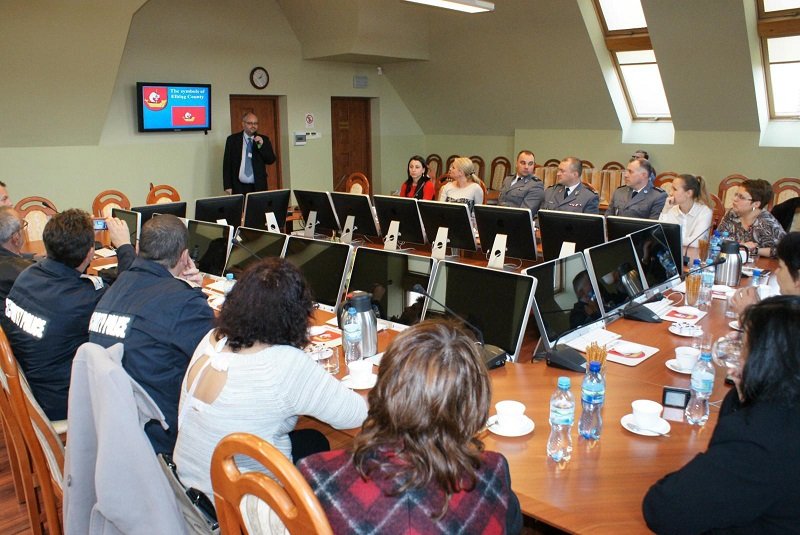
312, 251, 777, 534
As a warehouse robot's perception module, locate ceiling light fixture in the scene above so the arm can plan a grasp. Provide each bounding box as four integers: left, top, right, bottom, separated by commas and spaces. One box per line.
402, 0, 495, 14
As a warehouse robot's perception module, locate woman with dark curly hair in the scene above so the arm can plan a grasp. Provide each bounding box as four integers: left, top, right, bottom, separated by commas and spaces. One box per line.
643, 295, 800, 533
299, 320, 522, 534
173, 258, 367, 506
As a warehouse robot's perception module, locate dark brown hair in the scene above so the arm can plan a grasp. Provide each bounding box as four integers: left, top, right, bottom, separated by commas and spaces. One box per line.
215, 258, 314, 351
741, 179, 773, 209
352, 320, 490, 516
43, 208, 94, 268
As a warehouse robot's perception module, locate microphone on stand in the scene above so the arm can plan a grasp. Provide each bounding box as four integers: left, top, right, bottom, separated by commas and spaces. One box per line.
411, 283, 507, 369
230, 235, 263, 263
682, 225, 714, 266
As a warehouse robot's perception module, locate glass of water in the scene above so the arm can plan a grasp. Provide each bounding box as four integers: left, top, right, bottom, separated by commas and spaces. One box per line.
711, 332, 743, 371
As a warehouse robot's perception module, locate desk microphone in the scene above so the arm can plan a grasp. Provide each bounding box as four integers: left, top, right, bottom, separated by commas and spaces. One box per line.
411, 283, 507, 369
682, 225, 714, 266
230, 236, 263, 263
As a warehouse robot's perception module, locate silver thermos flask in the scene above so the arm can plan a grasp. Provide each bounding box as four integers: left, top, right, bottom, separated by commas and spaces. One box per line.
338, 291, 378, 357
714, 240, 744, 286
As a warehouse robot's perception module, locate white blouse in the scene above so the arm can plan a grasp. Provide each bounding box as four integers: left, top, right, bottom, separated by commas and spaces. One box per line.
659, 202, 713, 246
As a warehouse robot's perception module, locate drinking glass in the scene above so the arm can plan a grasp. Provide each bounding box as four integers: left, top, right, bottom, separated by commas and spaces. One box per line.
685, 273, 701, 306
711, 332, 743, 371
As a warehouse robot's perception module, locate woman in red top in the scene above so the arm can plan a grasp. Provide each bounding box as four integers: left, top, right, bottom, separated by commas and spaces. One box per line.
298, 320, 522, 534
399, 155, 435, 200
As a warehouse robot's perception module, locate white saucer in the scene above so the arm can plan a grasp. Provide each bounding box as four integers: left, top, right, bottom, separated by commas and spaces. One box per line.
620, 414, 671, 437
668, 323, 701, 337
665, 359, 692, 375
341, 374, 377, 390
728, 320, 742, 331
486, 415, 535, 437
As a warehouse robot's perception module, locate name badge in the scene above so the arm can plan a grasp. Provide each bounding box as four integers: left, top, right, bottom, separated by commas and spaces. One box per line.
247, 153, 253, 158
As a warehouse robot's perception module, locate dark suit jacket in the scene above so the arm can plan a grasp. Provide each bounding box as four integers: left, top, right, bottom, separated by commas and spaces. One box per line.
222, 131, 276, 193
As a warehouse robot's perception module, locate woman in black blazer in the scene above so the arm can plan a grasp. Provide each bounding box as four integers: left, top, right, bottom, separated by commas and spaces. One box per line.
642, 295, 800, 534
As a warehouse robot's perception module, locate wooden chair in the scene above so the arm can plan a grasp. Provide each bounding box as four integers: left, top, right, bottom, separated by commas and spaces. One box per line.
581, 160, 594, 171
146, 183, 181, 205
709, 193, 725, 229
602, 161, 624, 171
445, 155, 458, 174
542, 166, 559, 188
655, 171, 679, 196
718, 174, 748, 210
0, 327, 65, 535
345, 172, 370, 195
425, 154, 442, 182
488, 156, 511, 191
434, 173, 451, 200
92, 190, 131, 218
211, 432, 333, 535
598, 169, 624, 208
770, 177, 800, 209
542, 158, 560, 167
14, 196, 58, 243
469, 155, 485, 180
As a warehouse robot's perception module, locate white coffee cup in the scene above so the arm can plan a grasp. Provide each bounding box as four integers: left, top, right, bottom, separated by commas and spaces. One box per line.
495, 400, 526, 429
631, 400, 663, 430
348, 359, 373, 382
675, 346, 700, 371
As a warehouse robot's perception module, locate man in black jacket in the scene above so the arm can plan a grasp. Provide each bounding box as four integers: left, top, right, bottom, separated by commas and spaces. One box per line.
222, 112, 276, 194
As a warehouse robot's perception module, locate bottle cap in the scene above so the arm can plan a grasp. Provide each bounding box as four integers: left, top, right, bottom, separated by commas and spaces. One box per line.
589, 361, 601, 373
557, 376, 571, 389
752, 269, 762, 276
347, 306, 357, 315
693, 259, 701, 266
225, 273, 234, 280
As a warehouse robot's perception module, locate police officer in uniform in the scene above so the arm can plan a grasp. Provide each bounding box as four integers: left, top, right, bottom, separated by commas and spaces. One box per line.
89, 214, 214, 455
542, 157, 600, 214
2, 209, 134, 420
498, 150, 544, 216
606, 158, 666, 220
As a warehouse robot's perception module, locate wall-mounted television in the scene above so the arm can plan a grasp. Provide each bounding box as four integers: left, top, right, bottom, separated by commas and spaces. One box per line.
136, 82, 211, 132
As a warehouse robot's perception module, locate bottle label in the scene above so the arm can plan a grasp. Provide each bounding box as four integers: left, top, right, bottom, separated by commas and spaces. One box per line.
343, 323, 361, 343
581, 387, 605, 404
550, 403, 574, 425
690, 370, 714, 394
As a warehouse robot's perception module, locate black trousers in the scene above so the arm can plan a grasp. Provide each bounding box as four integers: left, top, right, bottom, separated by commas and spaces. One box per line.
288, 428, 330, 464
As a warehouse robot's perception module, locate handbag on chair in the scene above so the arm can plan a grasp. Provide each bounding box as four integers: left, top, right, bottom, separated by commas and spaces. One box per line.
158, 453, 220, 535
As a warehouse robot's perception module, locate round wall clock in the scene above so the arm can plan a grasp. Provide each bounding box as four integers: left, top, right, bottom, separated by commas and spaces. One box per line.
250, 66, 269, 89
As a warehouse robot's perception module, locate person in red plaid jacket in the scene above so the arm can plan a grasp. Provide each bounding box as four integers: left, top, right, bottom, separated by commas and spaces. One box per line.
299, 320, 522, 534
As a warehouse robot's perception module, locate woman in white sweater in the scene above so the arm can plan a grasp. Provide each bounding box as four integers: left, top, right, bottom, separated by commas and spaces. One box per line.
659, 173, 713, 245
439, 156, 484, 213
174, 258, 367, 503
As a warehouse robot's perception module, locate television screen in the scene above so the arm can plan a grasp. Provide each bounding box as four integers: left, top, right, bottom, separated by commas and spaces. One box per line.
137, 82, 211, 132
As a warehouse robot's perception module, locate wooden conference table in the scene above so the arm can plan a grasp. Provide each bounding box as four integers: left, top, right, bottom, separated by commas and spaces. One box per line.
317, 252, 777, 534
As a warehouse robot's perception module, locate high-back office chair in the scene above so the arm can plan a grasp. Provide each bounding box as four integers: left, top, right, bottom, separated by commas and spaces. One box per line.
146, 183, 181, 205
15, 196, 58, 243
602, 161, 624, 171
92, 189, 131, 218
425, 154, 442, 181
770, 177, 800, 209
0, 327, 65, 535
211, 432, 333, 535
469, 155, 485, 181
345, 172, 370, 195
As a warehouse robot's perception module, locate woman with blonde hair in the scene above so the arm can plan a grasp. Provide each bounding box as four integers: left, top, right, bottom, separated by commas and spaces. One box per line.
658, 174, 713, 244
438, 156, 484, 213
299, 320, 522, 534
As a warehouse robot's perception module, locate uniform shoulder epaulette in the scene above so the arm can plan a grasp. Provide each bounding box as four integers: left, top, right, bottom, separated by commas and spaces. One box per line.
652, 185, 665, 193
584, 183, 598, 194
615, 184, 628, 190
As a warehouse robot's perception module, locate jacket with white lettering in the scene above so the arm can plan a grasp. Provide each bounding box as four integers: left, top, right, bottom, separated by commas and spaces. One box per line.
2, 244, 135, 420
88, 257, 214, 455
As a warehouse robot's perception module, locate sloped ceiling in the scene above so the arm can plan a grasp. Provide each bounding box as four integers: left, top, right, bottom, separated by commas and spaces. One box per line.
279, 0, 761, 136
0, 1, 147, 147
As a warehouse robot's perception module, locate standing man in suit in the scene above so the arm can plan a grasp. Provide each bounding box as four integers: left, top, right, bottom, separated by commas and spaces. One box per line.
223, 112, 276, 195
542, 157, 599, 214
607, 158, 666, 219
498, 150, 544, 216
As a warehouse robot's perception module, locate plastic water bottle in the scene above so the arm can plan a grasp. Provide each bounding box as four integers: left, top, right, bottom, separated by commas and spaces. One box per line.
578, 361, 605, 440
343, 307, 362, 363
685, 352, 715, 425
750, 268, 763, 288
547, 377, 574, 462
707, 231, 721, 263
699, 261, 715, 309
222, 273, 236, 295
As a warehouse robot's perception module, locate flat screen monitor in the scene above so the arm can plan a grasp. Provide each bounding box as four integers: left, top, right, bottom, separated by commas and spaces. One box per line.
538, 210, 606, 261
224, 227, 287, 276
346, 248, 437, 326
584, 236, 645, 316
111, 208, 141, 248
474, 204, 537, 260
525, 252, 604, 352
606, 216, 683, 270
243, 190, 290, 233
330, 192, 380, 238
187, 219, 233, 277
131, 202, 187, 225
136, 82, 211, 132
293, 190, 341, 235
373, 195, 427, 245
626, 225, 680, 291
282, 236, 352, 311
422, 261, 536, 361
417, 200, 477, 251
195, 195, 243, 229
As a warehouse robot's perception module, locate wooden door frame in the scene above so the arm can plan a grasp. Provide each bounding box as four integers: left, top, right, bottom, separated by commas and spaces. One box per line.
331, 96, 372, 192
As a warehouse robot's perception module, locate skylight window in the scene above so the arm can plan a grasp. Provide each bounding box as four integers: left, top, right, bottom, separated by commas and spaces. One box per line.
758, 0, 800, 119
